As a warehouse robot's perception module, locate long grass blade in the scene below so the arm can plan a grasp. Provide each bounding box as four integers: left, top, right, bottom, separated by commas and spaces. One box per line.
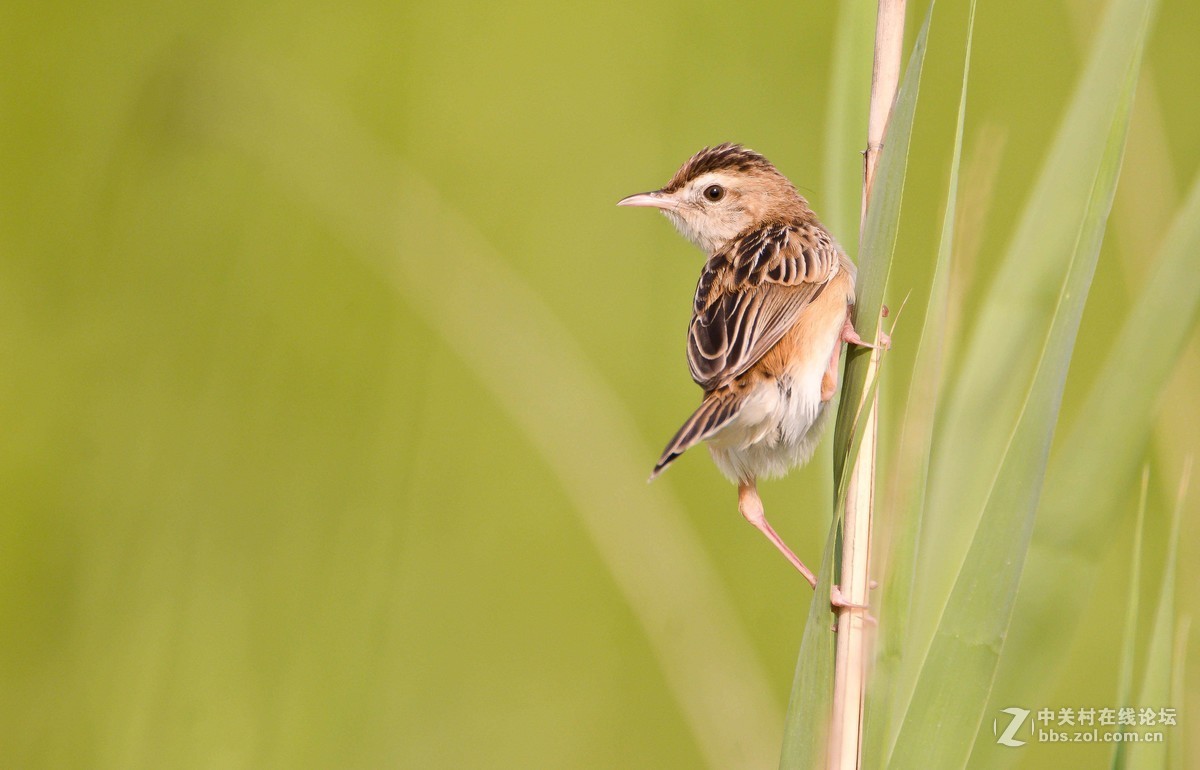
911, 0, 1162, 668
190, 59, 782, 769
1111, 466, 1150, 770
1168, 617, 1190, 770
822, 0, 875, 255
778, 513, 844, 769
865, 1, 975, 760
887, 12, 1148, 764
1124, 461, 1189, 769
979, 167, 1200, 760
831, 3, 933, 498
779, 3, 879, 764
779, 6, 932, 767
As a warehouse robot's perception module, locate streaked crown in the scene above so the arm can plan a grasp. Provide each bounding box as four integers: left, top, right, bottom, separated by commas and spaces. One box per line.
662, 143, 786, 193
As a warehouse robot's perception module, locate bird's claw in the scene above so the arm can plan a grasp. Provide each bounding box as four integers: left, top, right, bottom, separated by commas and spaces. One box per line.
830, 585, 877, 625
841, 316, 891, 351
830, 584, 867, 609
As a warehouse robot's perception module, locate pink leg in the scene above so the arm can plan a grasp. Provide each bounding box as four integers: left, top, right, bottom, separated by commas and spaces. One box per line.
738, 481, 817, 588
825, 310, 892, 401
821, 338, 841, 402
842, 315, 891, 350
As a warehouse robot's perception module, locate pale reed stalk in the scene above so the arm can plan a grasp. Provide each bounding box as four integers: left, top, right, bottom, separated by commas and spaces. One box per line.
827, 1, 906, 768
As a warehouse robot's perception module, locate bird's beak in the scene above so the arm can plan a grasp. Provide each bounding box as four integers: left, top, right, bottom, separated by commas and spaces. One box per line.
617, 190, 676, 210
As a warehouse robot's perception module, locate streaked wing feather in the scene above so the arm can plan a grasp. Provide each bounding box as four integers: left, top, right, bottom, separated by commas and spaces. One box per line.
651, 391, 742, 479
687, 223, 841, 390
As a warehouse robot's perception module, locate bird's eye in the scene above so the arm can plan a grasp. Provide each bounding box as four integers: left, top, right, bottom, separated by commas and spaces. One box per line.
703, 184, 725, 202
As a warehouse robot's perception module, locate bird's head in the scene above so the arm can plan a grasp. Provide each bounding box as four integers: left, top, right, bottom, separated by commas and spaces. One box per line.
618, 143, 808, 255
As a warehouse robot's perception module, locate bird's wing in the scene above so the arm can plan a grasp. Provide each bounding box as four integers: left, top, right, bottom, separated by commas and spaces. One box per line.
650, 389, 742, 479
687, 222, 844, 391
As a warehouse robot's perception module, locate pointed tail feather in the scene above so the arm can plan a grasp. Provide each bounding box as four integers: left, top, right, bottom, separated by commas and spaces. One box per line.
650, 392, 741, 480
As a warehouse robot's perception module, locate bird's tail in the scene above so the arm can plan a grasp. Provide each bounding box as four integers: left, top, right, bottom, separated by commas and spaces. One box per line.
650, 391, 741, 481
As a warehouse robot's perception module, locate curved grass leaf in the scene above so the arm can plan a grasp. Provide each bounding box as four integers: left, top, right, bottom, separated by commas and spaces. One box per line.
887, 10, 1149, 764
779, 5, 934, 768
978, 167, 1200, 767
864, 0, 976, 761
1168, 618, 1190, 770
777, 513, 843, 769
1124, 464, 1187, 769
912, 0, 1162, 667
190, 59, 782, 770
822, 0, 875, 254
831, 3, 933, 498
1111, 468, 1150, 770
777, 5, 876, 767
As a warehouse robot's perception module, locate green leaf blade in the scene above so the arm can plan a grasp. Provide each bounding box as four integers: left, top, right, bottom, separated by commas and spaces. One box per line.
780, 4, 934, 767
1124, 467, 1188, 770
911, 0, 1163, 667
888, 7, 1151, 764
1111, 468, 1149, 770
822, 0, 875, 256
979, 156, 1200, 764
832, 3, 934, 497
865, 0, 976, 761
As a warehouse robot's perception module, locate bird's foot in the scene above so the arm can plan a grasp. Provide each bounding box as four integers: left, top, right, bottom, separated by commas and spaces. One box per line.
841, 316, 891, 351
830, 585, 877, 624
830, 584, 867, 609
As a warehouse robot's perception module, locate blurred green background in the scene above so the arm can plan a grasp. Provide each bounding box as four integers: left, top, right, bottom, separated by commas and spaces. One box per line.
1, 0, 1197, 767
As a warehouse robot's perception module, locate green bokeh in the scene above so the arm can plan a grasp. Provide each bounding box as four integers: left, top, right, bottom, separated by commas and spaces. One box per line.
1, 1, 1196, 767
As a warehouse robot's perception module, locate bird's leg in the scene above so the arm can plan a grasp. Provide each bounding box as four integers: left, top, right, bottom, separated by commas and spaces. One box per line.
823, 311, 892, 401
821, 338, 842, 402
737, 481, 817, 588
841, 315, 891, 351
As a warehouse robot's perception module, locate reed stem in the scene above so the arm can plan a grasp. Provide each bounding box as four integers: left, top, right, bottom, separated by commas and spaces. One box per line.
827, 1, 906, 768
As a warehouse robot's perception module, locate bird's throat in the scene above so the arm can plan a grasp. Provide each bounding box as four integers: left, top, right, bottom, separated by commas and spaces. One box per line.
663, 210, 723, 256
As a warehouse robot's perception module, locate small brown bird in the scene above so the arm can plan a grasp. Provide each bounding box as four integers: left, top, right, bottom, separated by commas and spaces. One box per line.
619, 143, 876, 588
